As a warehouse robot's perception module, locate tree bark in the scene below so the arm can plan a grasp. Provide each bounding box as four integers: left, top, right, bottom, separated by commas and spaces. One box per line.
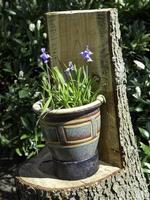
16, 9, 149, 199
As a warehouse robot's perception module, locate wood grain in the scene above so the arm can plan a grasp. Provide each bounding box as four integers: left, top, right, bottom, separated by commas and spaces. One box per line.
46, 9, 122, 167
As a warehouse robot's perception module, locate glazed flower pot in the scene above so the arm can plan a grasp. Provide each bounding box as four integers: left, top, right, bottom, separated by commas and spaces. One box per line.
33, 95, 105, 180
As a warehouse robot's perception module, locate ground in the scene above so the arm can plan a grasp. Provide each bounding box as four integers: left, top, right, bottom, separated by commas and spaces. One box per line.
0, 155, 23, 200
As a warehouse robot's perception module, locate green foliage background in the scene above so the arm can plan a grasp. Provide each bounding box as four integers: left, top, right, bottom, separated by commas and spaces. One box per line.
0, 0, 150, 186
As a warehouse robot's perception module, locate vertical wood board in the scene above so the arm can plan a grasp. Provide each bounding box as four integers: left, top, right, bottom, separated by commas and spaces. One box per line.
46, 9, 122, 167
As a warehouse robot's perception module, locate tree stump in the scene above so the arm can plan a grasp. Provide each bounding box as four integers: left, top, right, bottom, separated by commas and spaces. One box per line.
16, 9, 149, 199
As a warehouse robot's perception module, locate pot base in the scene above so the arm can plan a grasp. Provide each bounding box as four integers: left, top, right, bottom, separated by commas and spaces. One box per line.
53, 151, 99, 180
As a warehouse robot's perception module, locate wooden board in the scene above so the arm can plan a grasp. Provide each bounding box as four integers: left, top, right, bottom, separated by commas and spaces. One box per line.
46, 9, 122, 167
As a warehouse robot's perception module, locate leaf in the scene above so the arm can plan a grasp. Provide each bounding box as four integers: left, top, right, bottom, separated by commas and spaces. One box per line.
37, 144, 45, 148
135, 106, 143, 112
3, 123, 12, 129
143, 168, 150, 174
20, 116, 30, 130
140, 143, 150, 157
13, 38, 24, 46
144, 162, 150, 169
146, 122, 150, 132
37, 97, 52, 126
5, 9, 16, 15
139, 127, 150, 140
134, 60, 144, 69
16, 148, 22, 156
27, 151, 36, 159
52, 67, 66, 85
2, 63, 13, 73
19, 89, 29, 98
20, 134, 28, 140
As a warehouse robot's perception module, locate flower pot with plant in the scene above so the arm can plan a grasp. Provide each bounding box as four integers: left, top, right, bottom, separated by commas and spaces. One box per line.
33, 46, 105, 180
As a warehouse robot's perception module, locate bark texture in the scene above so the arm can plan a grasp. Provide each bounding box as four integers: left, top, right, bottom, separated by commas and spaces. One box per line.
16, 9, 149, 199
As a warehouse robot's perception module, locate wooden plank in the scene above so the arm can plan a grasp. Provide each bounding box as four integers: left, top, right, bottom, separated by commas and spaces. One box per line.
46, 9, 122, 167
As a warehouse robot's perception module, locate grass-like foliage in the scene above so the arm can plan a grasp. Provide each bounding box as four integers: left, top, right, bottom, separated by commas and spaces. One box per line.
40, 65, 100, 113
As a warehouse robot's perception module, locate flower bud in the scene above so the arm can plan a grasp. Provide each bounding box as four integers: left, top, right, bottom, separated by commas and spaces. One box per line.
37, 20, 41, 31
19, 71, 24, 78
133, 86, 141, 99
43, 33, 47, 39
29, 23, 35, 32
33, 40, 38, 44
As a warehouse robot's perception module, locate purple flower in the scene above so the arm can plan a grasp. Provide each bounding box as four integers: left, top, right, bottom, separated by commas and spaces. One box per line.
68, 61, 74, 71
40, 48, 51, 63
80, 46, 93, 62
65, 61, 74, 73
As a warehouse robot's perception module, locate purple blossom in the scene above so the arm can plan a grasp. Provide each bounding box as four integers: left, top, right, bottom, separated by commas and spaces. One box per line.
40, 48, 51, 63
80, 46, 93, 62
68, 61, 74, 71
65, 61, 74, 73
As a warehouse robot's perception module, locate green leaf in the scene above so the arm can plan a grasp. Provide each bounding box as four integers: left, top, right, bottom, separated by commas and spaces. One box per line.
140, 143, 150, 157
5, 9, 16, 15
143, 168, 150, 174
20, 134, 28, 140
19, 89, 29, 98
144, 162, 150, 169
139, 127, 150, 140
27, 151, 36, 159
20, 116, 30, 130
3, 123, 12, 129
37, 144, 45, 148
146, 122, 150, 132
13, 38, 24, 46
135, 106, 143, 112
16, 148, 22, 156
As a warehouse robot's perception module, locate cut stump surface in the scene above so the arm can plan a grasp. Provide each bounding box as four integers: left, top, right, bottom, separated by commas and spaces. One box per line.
16, 147, 120, 191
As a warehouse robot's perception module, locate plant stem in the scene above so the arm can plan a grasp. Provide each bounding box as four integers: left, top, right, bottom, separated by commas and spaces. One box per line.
45, 63, 51, 86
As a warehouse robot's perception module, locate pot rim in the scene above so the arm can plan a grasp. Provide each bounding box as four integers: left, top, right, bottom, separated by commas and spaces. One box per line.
32, 95, 105, 115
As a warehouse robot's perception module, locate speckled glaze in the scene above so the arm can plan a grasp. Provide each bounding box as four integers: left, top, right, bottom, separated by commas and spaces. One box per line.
33, 95, 105, 179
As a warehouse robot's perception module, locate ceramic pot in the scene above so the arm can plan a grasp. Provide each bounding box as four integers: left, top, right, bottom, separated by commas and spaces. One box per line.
33, 95, 105, 180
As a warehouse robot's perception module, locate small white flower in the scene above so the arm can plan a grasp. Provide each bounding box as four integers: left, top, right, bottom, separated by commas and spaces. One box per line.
133, 86, 141, 99
43, 33, 47, 39
19, 70, 24, 78
34, 92, 40, 98
37, 20, 41, 31
33, 40, 38, 44
134, 60, 145, 70
29, 23, 35, 32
